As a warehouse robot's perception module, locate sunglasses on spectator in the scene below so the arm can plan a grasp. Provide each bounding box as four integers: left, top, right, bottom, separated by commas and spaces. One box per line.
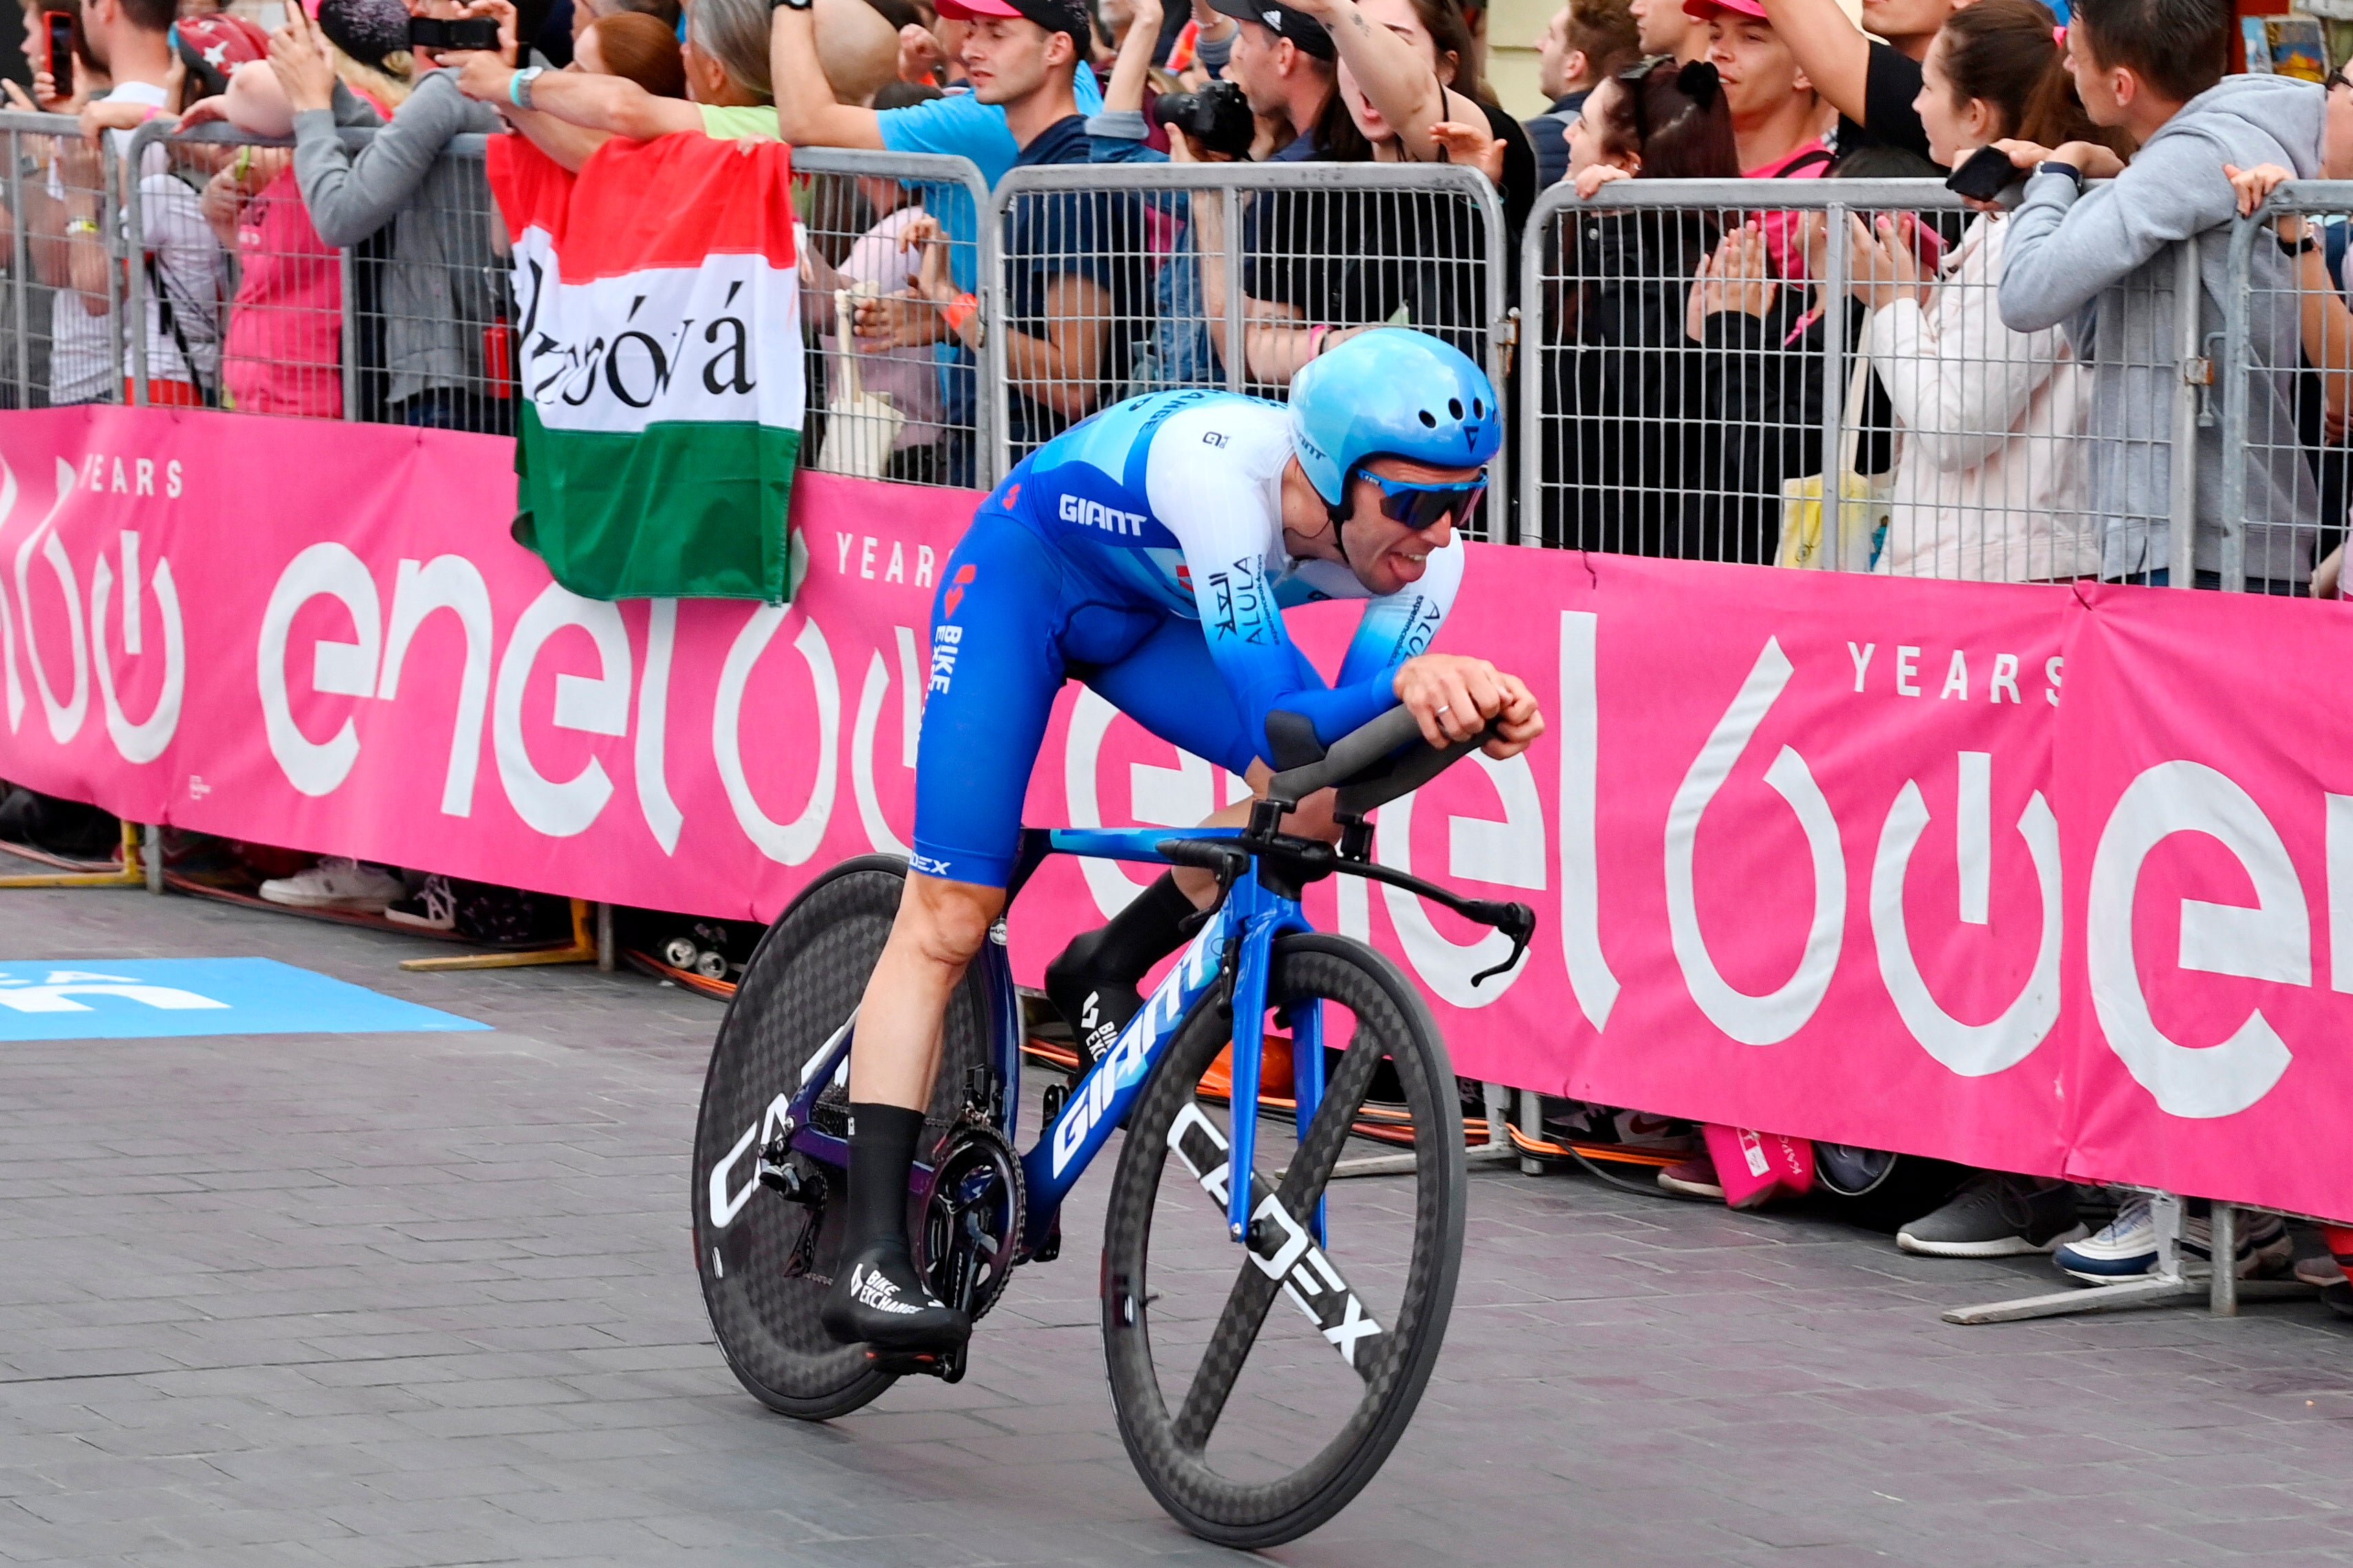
2330, 67, 2352, 93
1352, 466, 1487, 531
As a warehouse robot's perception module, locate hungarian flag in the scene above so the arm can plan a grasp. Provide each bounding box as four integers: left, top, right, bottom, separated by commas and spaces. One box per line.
488, 132, 802, 601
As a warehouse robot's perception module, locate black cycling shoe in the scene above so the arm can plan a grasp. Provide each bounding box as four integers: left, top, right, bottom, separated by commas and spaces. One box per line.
820, 1239, 972, 1353
1044, 944, 1144, 1070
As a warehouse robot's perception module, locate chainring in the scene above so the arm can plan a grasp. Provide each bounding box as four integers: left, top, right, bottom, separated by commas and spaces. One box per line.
915, 1121, 1025, 1327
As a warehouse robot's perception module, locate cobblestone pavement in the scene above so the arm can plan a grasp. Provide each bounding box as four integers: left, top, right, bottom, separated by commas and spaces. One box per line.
3, 875, 2353, 1568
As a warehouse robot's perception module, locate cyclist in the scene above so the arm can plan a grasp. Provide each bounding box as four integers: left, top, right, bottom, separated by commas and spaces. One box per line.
822, 328, 1547, 1357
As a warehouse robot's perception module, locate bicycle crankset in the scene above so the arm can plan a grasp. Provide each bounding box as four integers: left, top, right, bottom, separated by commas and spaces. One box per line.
916, 1121, 1025, 1333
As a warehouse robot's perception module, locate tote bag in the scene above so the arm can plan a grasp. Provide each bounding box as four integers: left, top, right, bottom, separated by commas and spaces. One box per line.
1777, 332, 1891, 573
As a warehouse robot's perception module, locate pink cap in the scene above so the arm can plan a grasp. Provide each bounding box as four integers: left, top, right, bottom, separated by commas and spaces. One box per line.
1683, 0, 1769, 19
934, 0, 1024, 18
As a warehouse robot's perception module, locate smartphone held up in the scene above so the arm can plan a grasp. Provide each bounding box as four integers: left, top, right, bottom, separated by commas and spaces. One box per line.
407, 15, 501, 51
42, 9, 74, 86
1944, 143, 2022, 203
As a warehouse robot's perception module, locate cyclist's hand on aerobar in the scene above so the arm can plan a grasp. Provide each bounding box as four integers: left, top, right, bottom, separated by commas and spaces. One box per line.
1394, 654, 1544, 760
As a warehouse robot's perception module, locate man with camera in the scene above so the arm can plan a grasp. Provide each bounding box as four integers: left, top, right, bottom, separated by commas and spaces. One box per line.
1207, 0, 1339, 159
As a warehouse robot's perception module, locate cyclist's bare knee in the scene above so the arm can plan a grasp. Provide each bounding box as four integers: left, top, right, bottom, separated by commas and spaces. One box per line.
891, 872, 1004, 975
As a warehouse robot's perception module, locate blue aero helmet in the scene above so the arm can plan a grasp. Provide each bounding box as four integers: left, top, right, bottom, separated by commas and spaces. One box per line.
1287, 328, 1502, 510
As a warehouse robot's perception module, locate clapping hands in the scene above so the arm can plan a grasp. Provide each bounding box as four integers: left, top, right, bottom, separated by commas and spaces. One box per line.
1685, 222, 1776, 340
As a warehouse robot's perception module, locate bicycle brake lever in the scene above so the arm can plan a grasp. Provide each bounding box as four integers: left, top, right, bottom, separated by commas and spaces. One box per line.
1157, 837, 1248, 935
1328, 854, 1539, 985
1465, 900, 1536, 989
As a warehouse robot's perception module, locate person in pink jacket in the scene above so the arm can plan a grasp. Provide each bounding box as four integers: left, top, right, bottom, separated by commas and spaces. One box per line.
190, 57, 357, 417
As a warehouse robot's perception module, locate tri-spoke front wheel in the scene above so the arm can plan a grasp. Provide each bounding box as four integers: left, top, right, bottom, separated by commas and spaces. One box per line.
1100, 934, 1466, 1548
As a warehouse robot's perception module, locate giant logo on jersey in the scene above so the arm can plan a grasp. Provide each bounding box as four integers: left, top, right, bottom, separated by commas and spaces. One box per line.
1059, 493, 1148, 538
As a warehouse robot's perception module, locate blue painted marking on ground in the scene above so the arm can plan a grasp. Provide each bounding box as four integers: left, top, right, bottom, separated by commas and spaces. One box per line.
0, 958, 490, 1041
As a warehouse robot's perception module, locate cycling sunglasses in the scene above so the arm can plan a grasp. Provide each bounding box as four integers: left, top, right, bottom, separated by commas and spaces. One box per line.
1352, 465, 1487, 531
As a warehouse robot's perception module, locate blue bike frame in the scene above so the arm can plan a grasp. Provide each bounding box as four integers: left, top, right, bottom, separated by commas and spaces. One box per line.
780, 828, 1324, 1256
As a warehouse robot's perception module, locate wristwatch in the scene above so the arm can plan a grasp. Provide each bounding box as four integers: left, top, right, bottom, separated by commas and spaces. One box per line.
775, 0, 813, 12
509, 65, 545, 110
2035, 160, 2084, 191
2277, 230, 2320, 256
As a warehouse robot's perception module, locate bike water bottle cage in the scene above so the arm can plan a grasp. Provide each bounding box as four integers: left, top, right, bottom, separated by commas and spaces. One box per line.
1350, 465, 1487, 533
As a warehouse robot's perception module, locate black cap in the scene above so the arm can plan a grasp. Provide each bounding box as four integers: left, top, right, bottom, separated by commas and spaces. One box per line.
1205, 0, 1337, 58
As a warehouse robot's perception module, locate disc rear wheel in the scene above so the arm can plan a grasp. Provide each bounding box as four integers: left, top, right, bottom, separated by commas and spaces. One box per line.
692, 856, 989, 1420
1100, 933, 1466, 1547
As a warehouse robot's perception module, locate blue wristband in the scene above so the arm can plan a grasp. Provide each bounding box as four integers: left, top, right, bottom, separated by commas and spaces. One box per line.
2034, 159, 2083, 192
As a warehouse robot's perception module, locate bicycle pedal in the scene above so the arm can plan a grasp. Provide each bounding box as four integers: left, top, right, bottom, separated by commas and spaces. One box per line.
863, 1344, 967, 1382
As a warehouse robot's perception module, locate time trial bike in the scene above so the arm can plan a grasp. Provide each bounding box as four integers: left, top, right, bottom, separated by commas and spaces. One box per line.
690, 705, 1535, 1547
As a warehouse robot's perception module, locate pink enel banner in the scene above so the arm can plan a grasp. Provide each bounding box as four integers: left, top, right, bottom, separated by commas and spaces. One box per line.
5, 405, 2352, 1219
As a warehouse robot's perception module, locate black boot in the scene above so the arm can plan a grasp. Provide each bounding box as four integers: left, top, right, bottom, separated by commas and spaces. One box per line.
0, 788, 120, 861
821, 1103, 970, 1353
1044, 873, 1197, 1066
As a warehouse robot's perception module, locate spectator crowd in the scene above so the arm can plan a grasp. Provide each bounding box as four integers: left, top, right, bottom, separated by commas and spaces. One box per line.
1, 0, 2352, 1290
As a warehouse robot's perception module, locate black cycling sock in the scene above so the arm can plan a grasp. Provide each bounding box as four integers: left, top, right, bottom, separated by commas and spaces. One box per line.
1064, 872, 1196, 984
845, 1101, 925, 1254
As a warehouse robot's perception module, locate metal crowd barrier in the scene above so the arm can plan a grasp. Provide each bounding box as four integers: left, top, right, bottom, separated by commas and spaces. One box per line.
1524, 176, 2214, 582
121, 119, 510, 431
988, 160, 1511, 527
98, 129, 998, 486
0, 109, 125, 411
23, 131, 2353, 571
794, 146, 994, 490
2226, 180, 2353, 599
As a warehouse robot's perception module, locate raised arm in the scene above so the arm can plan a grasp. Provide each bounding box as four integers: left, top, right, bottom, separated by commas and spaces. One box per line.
452, 52, 699, 146
771, 3, 886, 150
494, 104, 613, 173
1287, 0, 1478, 166
1757, 0, 1869, 126
1106, 0, 1164, 114
897, 214, 1115, 417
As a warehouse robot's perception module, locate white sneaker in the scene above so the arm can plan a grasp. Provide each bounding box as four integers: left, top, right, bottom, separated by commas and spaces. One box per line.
2053, 1196, 2292, 1283
258, 857, 406, 912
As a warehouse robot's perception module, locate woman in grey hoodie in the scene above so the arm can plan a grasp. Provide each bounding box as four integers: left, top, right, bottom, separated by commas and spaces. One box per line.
1991, 0, 2325, 592
272, 0, 510, 432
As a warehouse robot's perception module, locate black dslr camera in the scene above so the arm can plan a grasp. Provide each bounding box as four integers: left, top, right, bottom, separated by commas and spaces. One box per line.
1151, 78, 1256, 160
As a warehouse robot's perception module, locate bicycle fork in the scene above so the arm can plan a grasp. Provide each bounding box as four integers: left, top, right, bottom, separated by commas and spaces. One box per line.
1216, 889, 1324, 1246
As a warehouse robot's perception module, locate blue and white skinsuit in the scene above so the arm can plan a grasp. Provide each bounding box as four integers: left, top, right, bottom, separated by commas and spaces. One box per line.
912, 388, 1463, 887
